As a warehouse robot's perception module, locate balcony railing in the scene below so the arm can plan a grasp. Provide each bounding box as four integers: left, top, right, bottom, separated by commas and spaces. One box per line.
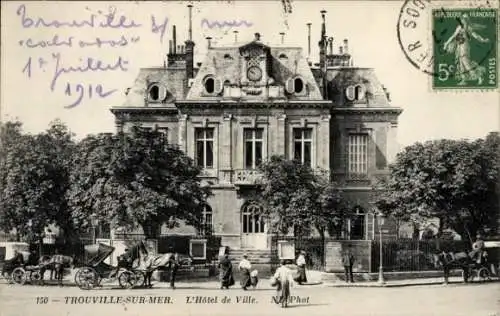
234, 169, 262, 185
233, 168, 330, 185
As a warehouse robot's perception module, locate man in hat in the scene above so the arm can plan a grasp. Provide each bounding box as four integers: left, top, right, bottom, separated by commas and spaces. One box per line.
238, 253, 252, 290
167, 247, 179, 289
295, 250, 307, 285
342, 244, 355, 283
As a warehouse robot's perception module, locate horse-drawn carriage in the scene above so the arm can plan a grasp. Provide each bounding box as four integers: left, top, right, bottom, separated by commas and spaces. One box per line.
74, 242, 146, 290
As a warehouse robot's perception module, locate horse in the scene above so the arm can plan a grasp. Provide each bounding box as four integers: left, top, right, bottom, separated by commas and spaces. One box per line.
39, 255, 74, 286
132, 252, 175, 288
432, 251, 481, 284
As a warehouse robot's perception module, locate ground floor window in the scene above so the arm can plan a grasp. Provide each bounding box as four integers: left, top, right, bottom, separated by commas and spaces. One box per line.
242, 202, 265, 233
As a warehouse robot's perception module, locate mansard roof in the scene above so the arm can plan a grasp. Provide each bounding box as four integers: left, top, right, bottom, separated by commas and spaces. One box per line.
326, 67, 392, 107
185, 44, 323, 101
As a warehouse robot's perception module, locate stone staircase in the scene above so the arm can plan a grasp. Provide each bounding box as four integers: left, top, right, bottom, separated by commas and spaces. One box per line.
228, 249, 277, 264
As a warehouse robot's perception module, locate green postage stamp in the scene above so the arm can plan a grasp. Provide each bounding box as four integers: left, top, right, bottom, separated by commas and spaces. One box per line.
432, 8, 497, 89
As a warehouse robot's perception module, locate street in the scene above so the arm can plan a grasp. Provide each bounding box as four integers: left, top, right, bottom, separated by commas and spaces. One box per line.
0, 281, 499, 316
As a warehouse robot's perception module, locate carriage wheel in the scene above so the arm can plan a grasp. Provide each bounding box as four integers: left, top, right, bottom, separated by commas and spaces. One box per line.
30, 270, 43, 285
133, 271, 145, 288
11, 267, 26, 285
477, 267, 491, 281
75, 267, 98, 290
118, 271, 137, 289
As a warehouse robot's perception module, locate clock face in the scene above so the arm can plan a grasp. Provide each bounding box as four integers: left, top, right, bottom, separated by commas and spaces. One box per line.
247, 66, 263, 82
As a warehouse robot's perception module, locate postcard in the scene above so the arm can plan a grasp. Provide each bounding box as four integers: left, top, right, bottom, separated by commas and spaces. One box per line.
1, 1, 499, 315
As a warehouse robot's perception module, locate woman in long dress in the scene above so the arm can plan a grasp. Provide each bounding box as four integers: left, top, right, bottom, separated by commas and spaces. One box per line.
238, 254, 252, 290
295, 250, 308, 285
272, 260, 293, 308
218, 254, 234, 289
443, 13, 490, 85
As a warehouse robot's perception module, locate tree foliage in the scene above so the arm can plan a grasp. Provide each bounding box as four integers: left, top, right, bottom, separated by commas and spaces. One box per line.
67, 126, 211, 239
0, 120, 76, 242
374, 133, 499, 241
257, 155, 350, 238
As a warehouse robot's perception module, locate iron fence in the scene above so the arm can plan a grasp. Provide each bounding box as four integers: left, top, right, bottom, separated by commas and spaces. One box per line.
371, 239, 469, 272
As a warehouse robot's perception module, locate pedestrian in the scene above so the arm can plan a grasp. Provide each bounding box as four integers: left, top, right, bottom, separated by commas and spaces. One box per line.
167, 247, 179, 289
295, 250, 307, 285
238, 254, 252, 290
470, 234, 486, 264
272, 260, 293, 308
218, 253, 234, 289
342, 244, 355, 283
141, 246, 154, 288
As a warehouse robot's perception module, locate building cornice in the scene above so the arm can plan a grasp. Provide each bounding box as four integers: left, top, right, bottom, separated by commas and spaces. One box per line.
332, 107, 403, 115
176, 100, 332, 109
110, 107, 179, 116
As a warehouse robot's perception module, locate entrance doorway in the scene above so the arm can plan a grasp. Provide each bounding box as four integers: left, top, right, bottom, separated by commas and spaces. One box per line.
241, 201, 267, 249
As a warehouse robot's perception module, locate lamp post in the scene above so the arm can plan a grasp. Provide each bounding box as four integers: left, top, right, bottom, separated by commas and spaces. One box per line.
377, 213, 385, 285
90, 214, 99, 244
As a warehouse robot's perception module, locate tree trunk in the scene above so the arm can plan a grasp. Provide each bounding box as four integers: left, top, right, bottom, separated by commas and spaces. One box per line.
412, 222, 420, 240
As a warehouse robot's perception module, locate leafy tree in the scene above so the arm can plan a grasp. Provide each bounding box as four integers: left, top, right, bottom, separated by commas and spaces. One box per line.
258, 155, 349, 239
68, 127, 211, 239
0, 120, 76, 243
374, 134, 499, 242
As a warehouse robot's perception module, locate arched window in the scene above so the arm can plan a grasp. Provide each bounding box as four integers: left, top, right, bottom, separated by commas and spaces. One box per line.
354, 85, 365, 100
149, 85, 159, 100
294, 77, 304, 94
199, 204, 213, 235
242, 202, 265, 233
204, 77, 215, 94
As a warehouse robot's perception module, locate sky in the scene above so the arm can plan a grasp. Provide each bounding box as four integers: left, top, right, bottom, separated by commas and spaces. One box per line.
1, 0, 498, 148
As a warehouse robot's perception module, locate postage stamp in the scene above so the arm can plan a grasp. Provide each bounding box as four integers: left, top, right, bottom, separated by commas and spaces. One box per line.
432, 8, 498, 89
397, 0, 499, 91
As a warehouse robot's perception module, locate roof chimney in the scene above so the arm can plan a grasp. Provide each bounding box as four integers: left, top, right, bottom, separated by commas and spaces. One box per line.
307, 23, 312, 59
206, 36, 212, 48
169, 40, 173, 54
328, 37, 333, 55
279, 32, 285, 44
187, 5, 193, 41
234, 30, 238, 43
339, 46, 343, 54
320, 10, 327, 40
254, 33, 261, 41
173, 25, 177, 54
343, 39, 349, 54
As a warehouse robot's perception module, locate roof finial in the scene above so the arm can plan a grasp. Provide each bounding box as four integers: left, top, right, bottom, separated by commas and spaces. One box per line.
206, 36, 212, 49
307, 23, 312, 59
187, 5, 193, 41
279, 32, 285, 44
320, 10, 327, 40
234, 30, 238, 43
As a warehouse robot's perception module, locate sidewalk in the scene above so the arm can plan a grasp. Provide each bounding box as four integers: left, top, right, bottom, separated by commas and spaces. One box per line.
326, 276, 467, 287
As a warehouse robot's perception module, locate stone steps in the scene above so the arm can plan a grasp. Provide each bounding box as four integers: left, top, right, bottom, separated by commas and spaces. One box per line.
228, 249, 277, 264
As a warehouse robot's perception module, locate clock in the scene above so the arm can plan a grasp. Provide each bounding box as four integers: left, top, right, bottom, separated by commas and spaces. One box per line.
247, 66, 263, 82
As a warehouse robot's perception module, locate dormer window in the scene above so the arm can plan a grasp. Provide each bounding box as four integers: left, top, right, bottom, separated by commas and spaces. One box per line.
278, 53, 288, 59
286, 76, 306, 95
205, 77, 215, 93
149, 84, 159, 101
345, 84, 365, 101
203, 75, 223, 95
147, 83, 166, 102
294, 77, 304, 94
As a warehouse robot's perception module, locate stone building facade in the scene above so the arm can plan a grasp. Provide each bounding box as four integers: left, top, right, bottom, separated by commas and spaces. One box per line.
110, 7, 403, 250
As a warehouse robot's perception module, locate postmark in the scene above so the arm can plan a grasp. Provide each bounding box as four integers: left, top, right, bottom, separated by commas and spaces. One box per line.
397, 0, 499, 90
